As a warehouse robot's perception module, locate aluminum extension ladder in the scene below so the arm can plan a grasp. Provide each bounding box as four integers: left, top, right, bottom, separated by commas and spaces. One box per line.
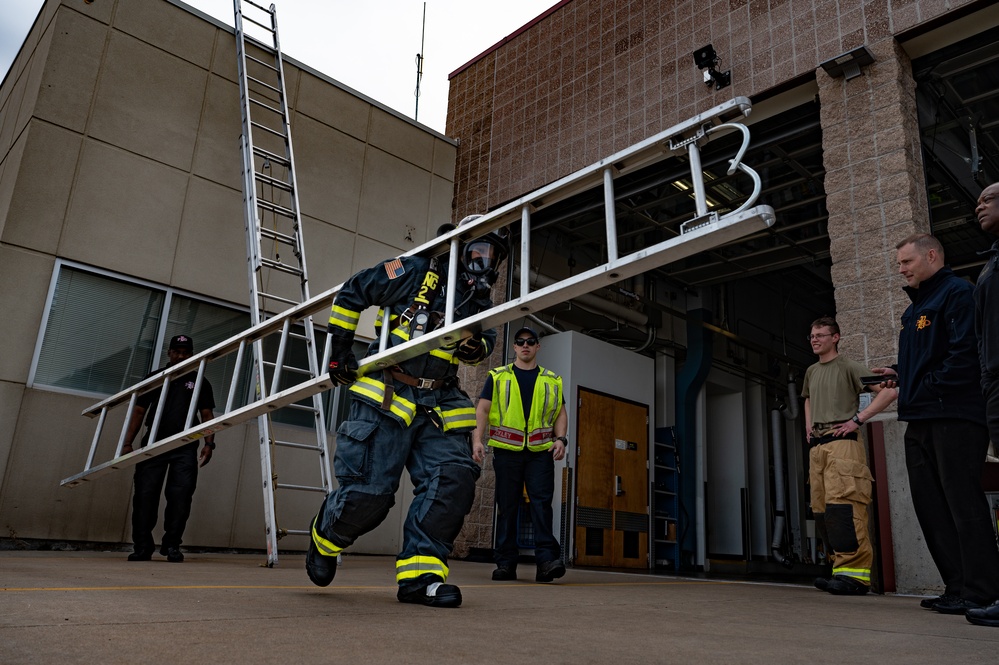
229, 0, 332, 565
61, 96, 777, 562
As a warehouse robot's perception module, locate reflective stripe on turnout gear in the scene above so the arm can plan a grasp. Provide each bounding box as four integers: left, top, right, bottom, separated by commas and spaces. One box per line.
328, 304, 360, 332
350, 377, 417, 426
312, 515, 344, 557
832, 566, 870, 583
396, 555, 449, 583
437, 405, 476, 430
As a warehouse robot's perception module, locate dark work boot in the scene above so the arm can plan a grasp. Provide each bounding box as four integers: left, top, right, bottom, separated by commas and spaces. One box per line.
966, 600, 999, 626
825, 574, 869, 596
397, 581, 462, 608
305, 538, 337, 587
127, 547, 153, 562
536, 558, 566, 583
492, 566, 517, 581
160, 546, 184, 563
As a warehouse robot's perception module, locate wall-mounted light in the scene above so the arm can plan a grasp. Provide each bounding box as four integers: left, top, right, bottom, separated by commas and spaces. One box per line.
819, 46, 875, 81
693, 44, 731, 91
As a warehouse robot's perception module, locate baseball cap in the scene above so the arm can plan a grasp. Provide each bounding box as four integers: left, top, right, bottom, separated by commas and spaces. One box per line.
169, 335, 195, 352
513, 326, 539, 341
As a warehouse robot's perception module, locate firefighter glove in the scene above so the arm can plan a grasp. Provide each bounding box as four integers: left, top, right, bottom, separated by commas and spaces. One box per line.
455, 335, 487, 363
328, 351, 359, 386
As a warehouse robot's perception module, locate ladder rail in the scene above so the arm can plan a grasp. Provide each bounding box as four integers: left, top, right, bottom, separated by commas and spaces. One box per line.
77, 95, 762, 419
62, 201, 774, 488
233, 0, 332, 566
64, 95, 774, 518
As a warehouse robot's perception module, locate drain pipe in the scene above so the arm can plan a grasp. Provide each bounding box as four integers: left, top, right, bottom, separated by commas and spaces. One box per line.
770, 371, 799, 569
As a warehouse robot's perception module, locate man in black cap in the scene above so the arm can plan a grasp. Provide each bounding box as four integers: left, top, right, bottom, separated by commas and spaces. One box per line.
121, 334, 216, 562
473, 325, 568, 583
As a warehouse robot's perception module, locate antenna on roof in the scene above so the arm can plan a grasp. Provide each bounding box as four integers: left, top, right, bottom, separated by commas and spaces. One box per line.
414, 2, 426, 120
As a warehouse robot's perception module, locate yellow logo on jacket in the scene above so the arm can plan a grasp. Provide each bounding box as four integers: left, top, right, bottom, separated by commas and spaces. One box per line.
916, 315, 931, 330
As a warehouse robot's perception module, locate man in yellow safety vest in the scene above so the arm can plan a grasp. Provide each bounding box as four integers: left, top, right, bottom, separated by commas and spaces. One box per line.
473, 326, 568, 583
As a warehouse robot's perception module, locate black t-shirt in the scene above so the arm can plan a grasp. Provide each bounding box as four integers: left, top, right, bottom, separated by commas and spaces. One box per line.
138, 367, 215, 441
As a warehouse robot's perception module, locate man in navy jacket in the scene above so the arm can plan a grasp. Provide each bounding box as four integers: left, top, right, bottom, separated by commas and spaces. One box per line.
967, 182, 999, 627
879, 233, 999, 617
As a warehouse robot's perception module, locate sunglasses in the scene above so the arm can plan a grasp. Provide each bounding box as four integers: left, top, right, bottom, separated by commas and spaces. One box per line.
513, 337, 538, 347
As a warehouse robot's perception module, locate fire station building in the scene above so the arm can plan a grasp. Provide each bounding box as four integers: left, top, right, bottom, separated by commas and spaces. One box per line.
1, 0, 998, 597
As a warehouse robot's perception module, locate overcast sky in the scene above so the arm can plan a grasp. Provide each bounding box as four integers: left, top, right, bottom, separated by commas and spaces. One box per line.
1, 0, 556, 134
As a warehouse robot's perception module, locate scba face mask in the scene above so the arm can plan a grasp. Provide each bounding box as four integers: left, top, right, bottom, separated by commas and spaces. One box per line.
462, 237, 505, 297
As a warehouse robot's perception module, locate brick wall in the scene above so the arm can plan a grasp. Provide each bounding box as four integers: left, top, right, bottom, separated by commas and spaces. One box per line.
447, 0, 978, 218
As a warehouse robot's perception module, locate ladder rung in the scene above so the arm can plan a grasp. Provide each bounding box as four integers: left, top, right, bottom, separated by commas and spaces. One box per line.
258, 260, 303, 277
256, 199, 297, 219
275, 440, 323, 451
259, 226, 297, 246
281, 529, 310, 537
250, 120, 288, 140
249, 97, 282, 117
256, 290, 299, 306
242, 15, 276, 34
253, 146, 290, 168
247, 75, 282, 96
261, 361, 312, 377
275, 482, 327, 493
282, 402, 319, 413
245, 52, 278, 73
254, 172, 293, 193
244, 0, 274, 14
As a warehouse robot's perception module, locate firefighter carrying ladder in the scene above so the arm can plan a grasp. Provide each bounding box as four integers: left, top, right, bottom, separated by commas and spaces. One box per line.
61, 95, 777, 567
230, 0, 332, 565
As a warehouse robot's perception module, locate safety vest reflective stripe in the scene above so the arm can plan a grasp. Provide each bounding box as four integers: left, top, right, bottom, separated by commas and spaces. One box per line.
328, 304, 360, 332
438, 406, 476, 430
349, 377, 417, 425
527, 427, 554, 444
832, 567, 870, 581
488, 425, 523, 446
311, 516, 343, 557
396, 555, 449, 583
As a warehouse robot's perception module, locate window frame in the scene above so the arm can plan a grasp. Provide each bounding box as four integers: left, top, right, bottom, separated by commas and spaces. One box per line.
27, 259, 252, 400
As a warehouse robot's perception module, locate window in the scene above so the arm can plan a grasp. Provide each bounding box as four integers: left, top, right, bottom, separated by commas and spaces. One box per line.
31, 262, 340, 430
31, 263, 252, 407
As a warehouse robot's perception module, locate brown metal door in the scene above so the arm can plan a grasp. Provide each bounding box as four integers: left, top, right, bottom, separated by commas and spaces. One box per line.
574, 388, 649, 569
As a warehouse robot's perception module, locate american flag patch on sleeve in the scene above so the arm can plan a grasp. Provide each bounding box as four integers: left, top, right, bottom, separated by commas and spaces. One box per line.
384, 258, 405, 279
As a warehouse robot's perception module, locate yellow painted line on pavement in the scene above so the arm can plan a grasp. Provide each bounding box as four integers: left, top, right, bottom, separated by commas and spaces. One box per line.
2, 579, 726, 593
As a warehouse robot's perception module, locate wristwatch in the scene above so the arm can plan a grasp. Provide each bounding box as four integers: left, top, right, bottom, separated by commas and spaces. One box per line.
205, 440, 217, 450
851, 415, 863, 426
555, 436, 568, 445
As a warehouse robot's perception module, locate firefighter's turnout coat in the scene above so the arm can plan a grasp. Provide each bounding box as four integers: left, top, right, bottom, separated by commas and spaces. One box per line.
314, 254, 495, 588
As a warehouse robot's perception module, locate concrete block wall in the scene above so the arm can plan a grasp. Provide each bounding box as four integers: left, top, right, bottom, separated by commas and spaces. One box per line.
0, 0, 458, 554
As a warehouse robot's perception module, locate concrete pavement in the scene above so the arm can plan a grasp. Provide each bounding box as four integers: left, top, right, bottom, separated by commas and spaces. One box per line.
2, 551, 998, 664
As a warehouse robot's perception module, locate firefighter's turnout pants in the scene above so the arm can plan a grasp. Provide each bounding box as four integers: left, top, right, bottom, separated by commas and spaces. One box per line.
312, 400, 480, 588
809, 425, 874, 587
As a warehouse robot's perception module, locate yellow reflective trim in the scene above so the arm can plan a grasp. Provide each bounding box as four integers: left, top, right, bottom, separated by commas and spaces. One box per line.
430, 348, 458, 364
328, 304, 360, 331
395, 556, 449, 583
349, 377, 416, 425
440, 406, 476, 431
311, 516, 343, 557
832, 567, 870, 580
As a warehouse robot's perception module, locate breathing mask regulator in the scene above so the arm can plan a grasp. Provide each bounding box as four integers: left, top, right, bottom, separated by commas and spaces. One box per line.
438, 215, 510, 299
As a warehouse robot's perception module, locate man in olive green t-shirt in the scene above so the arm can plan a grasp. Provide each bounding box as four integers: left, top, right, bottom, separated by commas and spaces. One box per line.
801, 316, 896, 597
